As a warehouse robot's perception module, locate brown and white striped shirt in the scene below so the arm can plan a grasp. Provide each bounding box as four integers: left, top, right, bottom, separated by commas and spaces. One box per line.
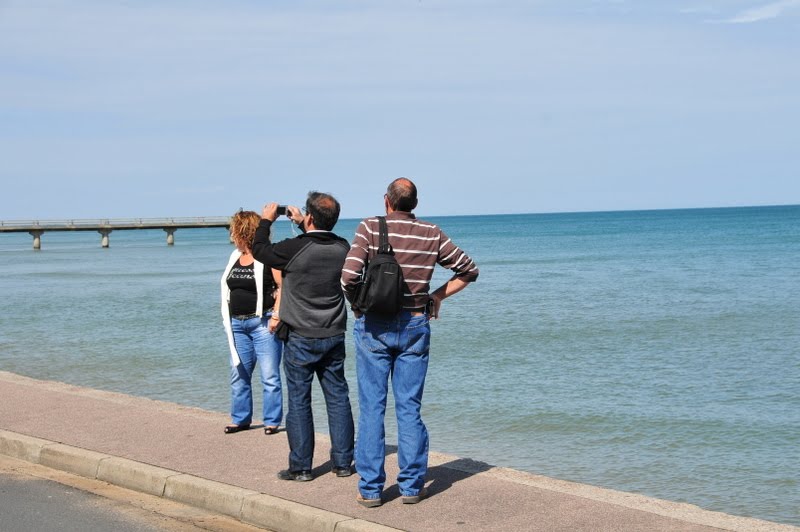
341, 211, 479, 310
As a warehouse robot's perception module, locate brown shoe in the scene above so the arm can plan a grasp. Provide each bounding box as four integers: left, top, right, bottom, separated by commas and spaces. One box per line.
356, 494, 382, 508
401, 487, 428, 504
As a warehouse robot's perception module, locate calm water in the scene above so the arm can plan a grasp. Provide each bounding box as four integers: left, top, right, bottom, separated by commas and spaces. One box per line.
1, 206, 798, 525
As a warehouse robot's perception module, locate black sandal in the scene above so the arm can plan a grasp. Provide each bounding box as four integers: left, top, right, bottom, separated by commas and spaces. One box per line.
264, 426, 279, 435
224, 423, 250, 434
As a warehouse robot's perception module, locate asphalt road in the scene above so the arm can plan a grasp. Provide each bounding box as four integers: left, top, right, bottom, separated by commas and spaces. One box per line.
0, 455, 269, 532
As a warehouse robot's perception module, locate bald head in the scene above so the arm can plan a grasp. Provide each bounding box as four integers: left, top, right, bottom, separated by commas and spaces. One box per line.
386, 178, 418, 212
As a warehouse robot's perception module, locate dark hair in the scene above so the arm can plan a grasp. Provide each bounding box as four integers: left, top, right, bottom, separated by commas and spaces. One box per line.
386, 178, 418, 212
305, 191, 340, 231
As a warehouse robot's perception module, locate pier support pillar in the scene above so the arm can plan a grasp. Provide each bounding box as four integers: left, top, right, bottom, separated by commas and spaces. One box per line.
29, 230, 43, 250
98, 229, 112, 248
164, 228, 176, 246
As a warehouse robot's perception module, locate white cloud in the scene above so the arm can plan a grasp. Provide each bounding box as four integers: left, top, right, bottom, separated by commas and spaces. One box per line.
723, 0, 800, 23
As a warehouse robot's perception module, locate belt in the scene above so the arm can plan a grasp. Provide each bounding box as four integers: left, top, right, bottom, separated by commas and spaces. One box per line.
359, 307, 427, 317
231, 313, 259, 320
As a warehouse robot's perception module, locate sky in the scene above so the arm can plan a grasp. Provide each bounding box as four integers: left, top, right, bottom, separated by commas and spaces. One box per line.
1, 0, 798, 219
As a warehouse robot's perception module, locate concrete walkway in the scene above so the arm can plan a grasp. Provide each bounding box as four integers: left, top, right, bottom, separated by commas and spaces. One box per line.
0, 371, 794, 532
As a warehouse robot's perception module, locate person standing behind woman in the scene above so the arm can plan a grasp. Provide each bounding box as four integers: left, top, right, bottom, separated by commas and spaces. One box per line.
221, 210, 284, 435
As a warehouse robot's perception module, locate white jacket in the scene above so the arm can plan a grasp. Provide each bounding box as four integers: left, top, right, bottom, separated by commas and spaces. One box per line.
221, 249, 265, 367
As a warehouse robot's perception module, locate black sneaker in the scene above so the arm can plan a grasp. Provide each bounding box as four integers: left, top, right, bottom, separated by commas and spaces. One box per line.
277, 469, 313, 482
332, 466, 353, 477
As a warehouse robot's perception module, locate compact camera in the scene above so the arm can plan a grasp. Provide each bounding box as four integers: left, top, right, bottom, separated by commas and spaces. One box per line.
276, 205, 287, 216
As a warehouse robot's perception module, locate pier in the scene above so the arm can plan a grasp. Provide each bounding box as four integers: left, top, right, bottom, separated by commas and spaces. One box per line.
0, 217, 231, 249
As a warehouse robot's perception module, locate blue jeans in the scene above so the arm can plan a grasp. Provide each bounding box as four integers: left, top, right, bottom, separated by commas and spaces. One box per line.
282, 331, 354, 472
354, 312, 431, 498
229, 315, 283, 427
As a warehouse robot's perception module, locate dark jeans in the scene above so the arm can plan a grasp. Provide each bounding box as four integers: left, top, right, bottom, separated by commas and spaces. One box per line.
282, 331, 354, 472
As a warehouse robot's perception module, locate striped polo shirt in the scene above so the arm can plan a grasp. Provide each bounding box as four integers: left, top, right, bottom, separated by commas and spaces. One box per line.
341, 211, 479, 310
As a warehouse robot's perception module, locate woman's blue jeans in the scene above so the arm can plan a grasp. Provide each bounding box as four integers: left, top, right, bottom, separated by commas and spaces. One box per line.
229, 315, 283, 427
354, 312, 430, 499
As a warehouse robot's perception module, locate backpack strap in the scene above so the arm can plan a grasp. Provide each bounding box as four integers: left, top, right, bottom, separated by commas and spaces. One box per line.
377, 216, 393, 254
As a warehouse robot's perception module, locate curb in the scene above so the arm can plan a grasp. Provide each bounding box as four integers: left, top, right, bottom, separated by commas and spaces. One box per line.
0, 429, 402, 532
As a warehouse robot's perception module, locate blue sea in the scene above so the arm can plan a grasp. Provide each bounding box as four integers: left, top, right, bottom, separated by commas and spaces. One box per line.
0, 205, 798, 525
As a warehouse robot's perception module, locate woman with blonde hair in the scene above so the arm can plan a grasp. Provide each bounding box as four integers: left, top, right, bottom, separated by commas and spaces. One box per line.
221, 210, 283, 435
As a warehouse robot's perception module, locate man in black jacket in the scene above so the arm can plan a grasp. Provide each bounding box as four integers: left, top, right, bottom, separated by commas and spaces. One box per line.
252, 191, 354, 482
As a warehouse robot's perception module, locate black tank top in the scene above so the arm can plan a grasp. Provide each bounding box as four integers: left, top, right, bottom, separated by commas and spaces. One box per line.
227, 259, 276, 316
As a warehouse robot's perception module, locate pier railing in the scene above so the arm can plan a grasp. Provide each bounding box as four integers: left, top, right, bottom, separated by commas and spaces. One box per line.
0, 217, 231, 230
0, 217, 232, 249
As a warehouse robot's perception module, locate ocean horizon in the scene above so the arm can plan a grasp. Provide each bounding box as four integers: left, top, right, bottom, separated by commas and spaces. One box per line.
4, 201, 799, 225
0, 204, 798, 525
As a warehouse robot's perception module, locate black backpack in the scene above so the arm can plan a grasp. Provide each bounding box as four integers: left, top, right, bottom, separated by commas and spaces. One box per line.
353, 216, 405, 315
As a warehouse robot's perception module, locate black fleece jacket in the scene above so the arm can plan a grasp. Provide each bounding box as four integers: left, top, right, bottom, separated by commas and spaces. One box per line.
252, 219, 349, 338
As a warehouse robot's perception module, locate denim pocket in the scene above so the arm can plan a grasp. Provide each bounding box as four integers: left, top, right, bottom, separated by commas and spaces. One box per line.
284, 333, 319, 367
403, 316, 431, 355
357, 319, 391, 354
406, 320, 431, 355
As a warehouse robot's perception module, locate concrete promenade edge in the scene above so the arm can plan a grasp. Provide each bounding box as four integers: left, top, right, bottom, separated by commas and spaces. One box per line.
0, 371, 795, 532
